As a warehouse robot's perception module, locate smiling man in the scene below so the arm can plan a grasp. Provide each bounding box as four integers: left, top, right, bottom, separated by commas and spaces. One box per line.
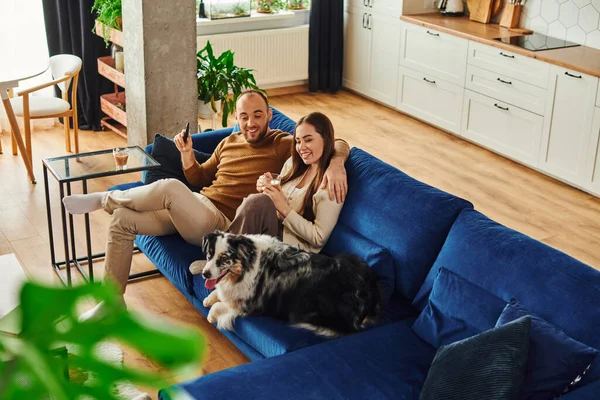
64, 90, 349, 321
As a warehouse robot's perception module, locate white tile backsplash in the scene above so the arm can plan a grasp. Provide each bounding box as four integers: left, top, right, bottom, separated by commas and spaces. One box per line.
521, 0, 600, 49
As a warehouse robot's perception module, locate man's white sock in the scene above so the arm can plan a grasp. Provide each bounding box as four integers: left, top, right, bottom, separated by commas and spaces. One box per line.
62, 192, 106, 214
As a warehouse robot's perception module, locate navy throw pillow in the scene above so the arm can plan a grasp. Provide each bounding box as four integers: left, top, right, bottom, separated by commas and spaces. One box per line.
419, 315, 531, 400
145, 133, 211, 190
412, 267, 507, 348
496, 300, 599, 400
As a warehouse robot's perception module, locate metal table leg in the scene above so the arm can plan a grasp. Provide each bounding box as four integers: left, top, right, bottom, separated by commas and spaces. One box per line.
58, 183, 71, 285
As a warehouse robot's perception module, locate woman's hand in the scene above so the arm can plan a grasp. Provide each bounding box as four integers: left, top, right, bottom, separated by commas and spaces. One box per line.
256, 174, 266, 193
262, 173, 292, 218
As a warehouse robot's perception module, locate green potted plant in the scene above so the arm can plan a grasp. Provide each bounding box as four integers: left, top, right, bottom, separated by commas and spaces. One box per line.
197, 41, 263, 127
287, 0, 307, 9
0, 281, 205, 399
92, 0, 123, 47
255, 0, 287, 13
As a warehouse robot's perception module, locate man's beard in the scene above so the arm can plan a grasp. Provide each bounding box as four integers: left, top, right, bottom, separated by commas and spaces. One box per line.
243, 125, 268, 143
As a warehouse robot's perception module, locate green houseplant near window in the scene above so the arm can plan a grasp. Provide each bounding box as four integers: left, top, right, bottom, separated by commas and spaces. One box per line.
0, 281, 206, 399
197, 41, 263, 128
92, 0, 123, 47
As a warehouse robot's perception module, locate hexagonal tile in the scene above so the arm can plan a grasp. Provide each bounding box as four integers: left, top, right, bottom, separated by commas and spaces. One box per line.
557, 0, 569, 3
527, 0, 543, 17
548, 20, 568, 38
574, 0, 591, 8
542, 0, 561, 22
560, 1, 580, 27
592, 0, 600, 11
579, 5, 599, 31
585, 29, 600, 47
529, 16, 549, 34
566, 25, 587, 43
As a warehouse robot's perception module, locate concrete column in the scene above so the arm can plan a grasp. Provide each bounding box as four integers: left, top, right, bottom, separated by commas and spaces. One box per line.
123, 0, 197, 146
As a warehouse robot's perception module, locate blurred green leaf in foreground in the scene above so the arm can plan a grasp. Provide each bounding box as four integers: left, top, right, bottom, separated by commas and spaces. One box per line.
0, 281, 206, 400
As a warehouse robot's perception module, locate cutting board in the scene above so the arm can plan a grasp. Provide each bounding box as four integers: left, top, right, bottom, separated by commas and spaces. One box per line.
468, 0, 503, 23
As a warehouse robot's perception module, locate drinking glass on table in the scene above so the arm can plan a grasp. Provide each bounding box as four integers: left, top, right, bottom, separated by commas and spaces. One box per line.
113, 147, 129, 170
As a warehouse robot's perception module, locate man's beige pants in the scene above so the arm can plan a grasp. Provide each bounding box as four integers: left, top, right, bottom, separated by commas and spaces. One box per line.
102, 179, 229, 294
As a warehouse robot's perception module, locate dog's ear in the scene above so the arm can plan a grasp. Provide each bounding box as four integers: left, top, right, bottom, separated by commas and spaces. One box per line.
228, 235, 256, 267
202, 232, 217, 255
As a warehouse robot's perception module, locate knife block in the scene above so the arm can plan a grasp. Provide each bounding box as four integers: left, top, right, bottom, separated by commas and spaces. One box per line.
500, 4, 522, 28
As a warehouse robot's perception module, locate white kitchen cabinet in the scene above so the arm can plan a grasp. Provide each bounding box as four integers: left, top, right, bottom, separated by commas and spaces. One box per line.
462, 90, 544, 167
366, 13, 401, 106
345, 0, 402, 18
584, 107, 600, 195
539, 66, 599, 184
465, 65, 547, 116
467, 41, 550, 89
343, 9, 371, 94
343, 8, 401, 107
399, 22, 468, 86
397, 66, 464, 134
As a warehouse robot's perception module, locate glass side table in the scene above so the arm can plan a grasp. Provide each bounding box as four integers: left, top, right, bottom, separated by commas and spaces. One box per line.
42, 146, 161, 286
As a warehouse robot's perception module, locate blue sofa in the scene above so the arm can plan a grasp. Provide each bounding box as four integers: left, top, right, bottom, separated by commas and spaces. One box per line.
112, 109, 600, 399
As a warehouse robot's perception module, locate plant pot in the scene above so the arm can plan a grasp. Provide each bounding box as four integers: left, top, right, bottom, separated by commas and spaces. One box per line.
287, 0, 306, 9
256, 0, 274, 13
198, 100, 221, 120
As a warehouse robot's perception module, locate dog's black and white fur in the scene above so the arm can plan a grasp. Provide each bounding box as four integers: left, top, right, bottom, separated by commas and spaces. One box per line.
189, 231, 382, 337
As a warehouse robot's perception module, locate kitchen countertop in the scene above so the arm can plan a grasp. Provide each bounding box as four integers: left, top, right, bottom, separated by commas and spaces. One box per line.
401, 13, 600, 79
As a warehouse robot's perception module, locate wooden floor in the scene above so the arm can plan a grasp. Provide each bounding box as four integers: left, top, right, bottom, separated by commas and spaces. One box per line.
1, 90, 599, 397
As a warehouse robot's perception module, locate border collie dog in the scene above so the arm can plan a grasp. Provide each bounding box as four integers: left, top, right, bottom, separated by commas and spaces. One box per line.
189, 231, 382, 337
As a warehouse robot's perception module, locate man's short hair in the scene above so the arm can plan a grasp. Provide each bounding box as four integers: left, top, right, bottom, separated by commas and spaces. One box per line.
237, 90, 269, 110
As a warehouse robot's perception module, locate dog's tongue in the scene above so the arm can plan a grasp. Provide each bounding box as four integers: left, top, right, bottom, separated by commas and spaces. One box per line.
205, 278, 217, 290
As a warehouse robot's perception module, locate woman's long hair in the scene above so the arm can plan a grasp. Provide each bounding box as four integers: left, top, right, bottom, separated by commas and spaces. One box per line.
280, 112, 335, 222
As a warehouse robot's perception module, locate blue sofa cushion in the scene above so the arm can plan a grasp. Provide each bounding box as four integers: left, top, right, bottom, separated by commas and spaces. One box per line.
322, 222, 395, 303
339, 148, 473, 300
419, 316, 531, 400
135, 234, 204, 296
412, 267, 506, 348
233, 106, 297, 134
161, 319, 436, 400
413, 208, 600, 352
144, 134, 211, 189
496, 300, 599, 400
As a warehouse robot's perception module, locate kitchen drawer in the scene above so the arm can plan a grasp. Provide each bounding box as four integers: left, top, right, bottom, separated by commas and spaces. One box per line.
397, 66, 464, 135
465, 65, 547, 115
462, 89, 543, 167
400, 22, 468, 86
467, 41, 550, 89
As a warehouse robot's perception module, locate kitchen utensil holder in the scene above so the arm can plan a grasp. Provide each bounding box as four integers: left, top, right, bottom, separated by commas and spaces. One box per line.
500, 4, 522, 29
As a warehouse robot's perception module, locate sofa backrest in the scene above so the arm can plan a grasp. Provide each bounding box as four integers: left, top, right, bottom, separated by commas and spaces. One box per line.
413, 208, 600, 351
336, 148, 473, 300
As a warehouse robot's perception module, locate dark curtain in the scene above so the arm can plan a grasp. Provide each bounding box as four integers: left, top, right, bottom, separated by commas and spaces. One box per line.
41, 0, 113, 130
308, 0, 344, 93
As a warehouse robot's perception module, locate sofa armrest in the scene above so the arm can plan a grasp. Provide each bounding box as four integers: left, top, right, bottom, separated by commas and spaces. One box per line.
108, 181, 145, 191
559, 381, 600, 399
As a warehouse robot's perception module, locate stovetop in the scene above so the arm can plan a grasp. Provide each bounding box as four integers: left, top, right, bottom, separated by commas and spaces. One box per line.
493, 34, 580, 51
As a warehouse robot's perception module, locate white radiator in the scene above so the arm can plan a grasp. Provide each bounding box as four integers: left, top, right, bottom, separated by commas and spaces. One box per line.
197, 25, 309, 87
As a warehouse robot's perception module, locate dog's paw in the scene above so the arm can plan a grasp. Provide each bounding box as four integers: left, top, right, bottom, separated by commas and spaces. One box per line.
203, 297, 214, 308
189, 260, 206, 275
207, 312, 217, 324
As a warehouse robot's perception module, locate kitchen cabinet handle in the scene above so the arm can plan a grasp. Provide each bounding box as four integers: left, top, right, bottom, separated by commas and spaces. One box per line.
494, 103, 509, 111
426, 30, 440, 36
363, 0, 368, 6
497, 78, 512, 85
564, 71, 582, 79
423, 77, 436, 84
362, 13, 367, 28
369, 0, 373, 7
499, 52, 515, 59
367, 14, 372, 30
